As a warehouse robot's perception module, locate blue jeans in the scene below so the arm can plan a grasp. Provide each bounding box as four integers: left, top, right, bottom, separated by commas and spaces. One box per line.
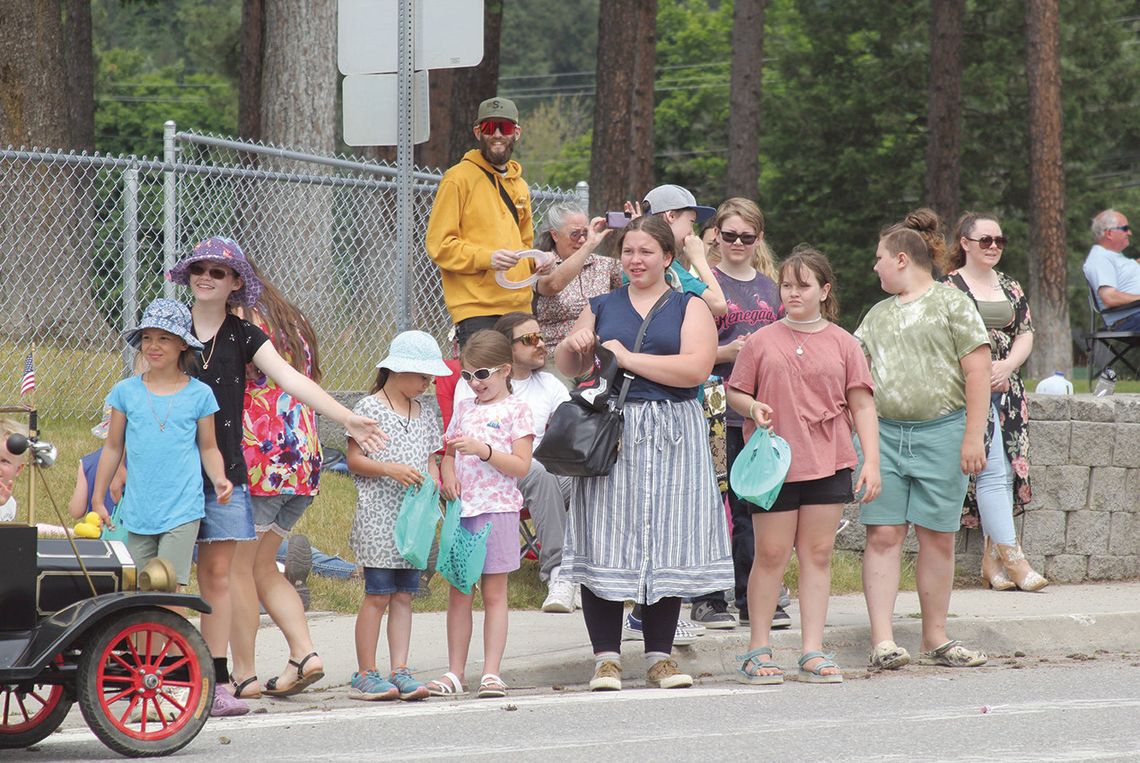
1110, 310, 1140, 332
275, 540, 358, 579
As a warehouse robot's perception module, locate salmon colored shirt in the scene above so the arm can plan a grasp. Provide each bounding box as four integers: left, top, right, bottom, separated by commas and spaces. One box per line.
728, 321, 872, 483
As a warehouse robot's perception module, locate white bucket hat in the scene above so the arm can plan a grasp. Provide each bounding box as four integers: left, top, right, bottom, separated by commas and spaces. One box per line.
376, 331, 453, 376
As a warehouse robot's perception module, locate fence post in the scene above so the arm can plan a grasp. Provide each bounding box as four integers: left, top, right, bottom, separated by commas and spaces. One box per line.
122, 164, 140, 377
394, 0, 414, 333
163, 120, 177, 299
575, 180, 589, 213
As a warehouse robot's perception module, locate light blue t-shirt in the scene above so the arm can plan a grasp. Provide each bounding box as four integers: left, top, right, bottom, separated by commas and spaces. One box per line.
1083, 244, 1140, 325
106, 376, 219, 535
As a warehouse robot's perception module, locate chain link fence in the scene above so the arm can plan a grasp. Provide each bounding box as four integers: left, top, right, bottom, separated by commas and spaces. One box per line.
1, 123, 585, 420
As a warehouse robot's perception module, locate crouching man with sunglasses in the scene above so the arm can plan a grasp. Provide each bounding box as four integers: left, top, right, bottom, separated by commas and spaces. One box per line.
426, 97, 552, 350
452, 313, 578, 613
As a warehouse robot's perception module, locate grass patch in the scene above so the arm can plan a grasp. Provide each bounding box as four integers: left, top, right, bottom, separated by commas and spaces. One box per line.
783, 549, 917, 598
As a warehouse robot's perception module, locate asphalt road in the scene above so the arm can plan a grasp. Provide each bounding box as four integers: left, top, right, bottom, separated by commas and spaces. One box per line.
16, 656, 1140, 762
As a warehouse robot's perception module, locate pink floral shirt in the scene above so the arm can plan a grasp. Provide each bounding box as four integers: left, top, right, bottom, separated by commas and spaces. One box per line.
445, 396, 534, 517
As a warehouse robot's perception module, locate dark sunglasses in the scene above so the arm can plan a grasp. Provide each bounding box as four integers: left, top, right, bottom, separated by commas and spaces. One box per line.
479, 119, 517, 137
720, 231, 759, 245
188, 262, 234, 280
460, 365, 503, 382
1109, 225, 1131, 232
565, 228, 588, 242
511, 332, 544, 347
966, 235, 1008, 250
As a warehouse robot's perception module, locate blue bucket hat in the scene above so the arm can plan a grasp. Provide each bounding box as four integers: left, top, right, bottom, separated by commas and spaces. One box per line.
167, 236, 264, 307
123, 298, 204, 351
376, 331, 453, 377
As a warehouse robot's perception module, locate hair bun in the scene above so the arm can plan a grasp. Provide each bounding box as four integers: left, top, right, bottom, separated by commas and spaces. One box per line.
904, 207, 943, 234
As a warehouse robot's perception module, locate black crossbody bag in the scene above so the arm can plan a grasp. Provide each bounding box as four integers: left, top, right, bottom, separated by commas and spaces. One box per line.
534, 291, 672, 477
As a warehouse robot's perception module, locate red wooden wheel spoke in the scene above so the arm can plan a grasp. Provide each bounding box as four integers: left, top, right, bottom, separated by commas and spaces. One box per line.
162, 655, 189, 674
154, 639, 173, 665
157, 690, 186, 713
14, 694, 30, 723
110, 651, 135, 673
105, 686, 136, 705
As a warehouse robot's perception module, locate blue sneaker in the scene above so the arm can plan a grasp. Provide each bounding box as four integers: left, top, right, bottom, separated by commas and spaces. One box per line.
621, 612, 643, 641
349, 670, 399, 701
390, 668, 429, 701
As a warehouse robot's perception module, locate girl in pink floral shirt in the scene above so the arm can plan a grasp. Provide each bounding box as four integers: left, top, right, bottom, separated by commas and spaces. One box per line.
431, 330, 534, 700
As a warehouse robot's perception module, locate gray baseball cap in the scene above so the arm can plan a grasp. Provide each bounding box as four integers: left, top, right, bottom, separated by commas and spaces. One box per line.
642, 184, 716, 224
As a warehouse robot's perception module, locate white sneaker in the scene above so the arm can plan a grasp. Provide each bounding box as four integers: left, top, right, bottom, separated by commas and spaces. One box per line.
541, 574, 575, 613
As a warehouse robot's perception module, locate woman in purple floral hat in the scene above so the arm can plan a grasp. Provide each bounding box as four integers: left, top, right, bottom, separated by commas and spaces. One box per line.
169, 236, 387, 716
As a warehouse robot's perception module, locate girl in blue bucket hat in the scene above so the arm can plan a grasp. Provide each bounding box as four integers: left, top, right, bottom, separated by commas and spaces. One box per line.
89, 298, 233, 608
168, 236, 389, 717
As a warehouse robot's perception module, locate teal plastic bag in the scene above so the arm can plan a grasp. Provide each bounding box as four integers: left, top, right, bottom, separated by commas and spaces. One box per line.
101, 502, 128, 543
729, 427, 792, 510
394, 479, 441, 569
435, 498, 490, 594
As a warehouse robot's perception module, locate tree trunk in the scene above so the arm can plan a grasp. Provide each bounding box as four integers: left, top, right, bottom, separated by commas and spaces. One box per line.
1024, 0, 1070, 378
248, 0, 338, 339
0, 0, 110, 348
416, 1, 504, 172
923, 0, 964, 230
589, 0, 657, 217
238, 0, 264, 144
726, 0, 765, 200
63, 0, 94, 153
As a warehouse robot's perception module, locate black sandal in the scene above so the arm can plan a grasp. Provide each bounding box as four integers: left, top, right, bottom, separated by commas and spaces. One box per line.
263, 652, 324, 697
231, 674, 262, 699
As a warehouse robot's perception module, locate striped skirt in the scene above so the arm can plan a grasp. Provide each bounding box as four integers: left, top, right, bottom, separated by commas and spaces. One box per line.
562, 398, 733, 604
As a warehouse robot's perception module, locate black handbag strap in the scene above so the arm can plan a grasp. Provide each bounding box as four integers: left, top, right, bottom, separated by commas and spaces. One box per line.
614, 290, 674, 409
480, 168, 520, 226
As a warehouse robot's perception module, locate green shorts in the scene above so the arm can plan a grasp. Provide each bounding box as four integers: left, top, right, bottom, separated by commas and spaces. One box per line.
126, 519, 202, 586
857, 410, 968, 533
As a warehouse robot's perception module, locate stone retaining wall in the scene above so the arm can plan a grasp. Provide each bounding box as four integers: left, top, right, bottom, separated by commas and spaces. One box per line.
836, 394, 1140, 583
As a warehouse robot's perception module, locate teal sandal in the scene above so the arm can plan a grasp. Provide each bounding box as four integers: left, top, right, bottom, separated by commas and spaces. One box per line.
736, 647, 784, 685
797, 651, 843, 684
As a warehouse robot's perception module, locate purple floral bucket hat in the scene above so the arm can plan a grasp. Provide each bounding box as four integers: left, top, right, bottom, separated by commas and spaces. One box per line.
167, 236, 264, 306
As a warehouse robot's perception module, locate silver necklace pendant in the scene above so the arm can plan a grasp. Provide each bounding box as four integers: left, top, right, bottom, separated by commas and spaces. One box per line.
796, 347, 804, 355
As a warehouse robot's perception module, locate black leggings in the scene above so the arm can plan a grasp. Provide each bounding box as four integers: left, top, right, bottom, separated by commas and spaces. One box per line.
580, 587, 682, 654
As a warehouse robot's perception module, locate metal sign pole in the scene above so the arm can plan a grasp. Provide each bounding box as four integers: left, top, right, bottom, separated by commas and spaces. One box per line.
395, 0, 415, 332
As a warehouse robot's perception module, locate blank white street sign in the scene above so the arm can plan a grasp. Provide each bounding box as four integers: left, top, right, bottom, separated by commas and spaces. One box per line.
342, 70, 431, 146
338, 0, 484, 75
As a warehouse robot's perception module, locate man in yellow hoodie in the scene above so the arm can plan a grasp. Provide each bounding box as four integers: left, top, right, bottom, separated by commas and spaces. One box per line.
426, 97, 542, 349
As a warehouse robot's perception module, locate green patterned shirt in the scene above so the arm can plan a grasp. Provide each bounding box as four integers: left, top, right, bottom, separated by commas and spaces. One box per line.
855, 284, 989, 421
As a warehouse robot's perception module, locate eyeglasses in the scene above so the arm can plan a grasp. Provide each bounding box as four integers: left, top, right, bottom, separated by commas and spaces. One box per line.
511, 332, 543, 347
460, 365, 504, 382
966, 235, 1007, 250
188, 263, 234, 280
479, 119, 517, 137
565, 228, 588, 242
720, 231, 759, 245
1109, 225, 1131, 233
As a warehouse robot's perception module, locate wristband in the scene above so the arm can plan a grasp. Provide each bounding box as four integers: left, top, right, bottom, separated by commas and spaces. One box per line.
480, 442, 493, 462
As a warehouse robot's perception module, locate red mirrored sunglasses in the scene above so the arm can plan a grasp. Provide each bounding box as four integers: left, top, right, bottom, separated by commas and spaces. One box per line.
479, 119, 518, 137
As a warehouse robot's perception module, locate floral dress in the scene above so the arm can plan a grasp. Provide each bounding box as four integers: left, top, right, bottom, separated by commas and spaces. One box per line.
941, 270, 1033, 525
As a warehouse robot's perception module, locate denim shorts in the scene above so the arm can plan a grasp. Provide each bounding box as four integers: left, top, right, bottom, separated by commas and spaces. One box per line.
363, 567, 420, 595
858, 410, 969, 533
197, 483, 256, 543
252, 494, 313, 537
126, 519, 201, 585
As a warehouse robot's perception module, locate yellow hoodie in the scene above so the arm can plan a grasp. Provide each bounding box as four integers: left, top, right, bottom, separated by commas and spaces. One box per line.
425, 149, 535, 323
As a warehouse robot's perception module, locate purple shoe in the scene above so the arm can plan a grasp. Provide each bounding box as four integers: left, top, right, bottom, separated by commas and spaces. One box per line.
211, 684, 251, 717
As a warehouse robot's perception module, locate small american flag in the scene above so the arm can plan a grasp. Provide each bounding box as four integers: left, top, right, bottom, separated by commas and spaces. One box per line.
19, 353, 35, 396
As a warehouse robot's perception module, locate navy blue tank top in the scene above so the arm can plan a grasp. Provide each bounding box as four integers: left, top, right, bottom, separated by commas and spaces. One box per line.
589, 286, 698, 402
